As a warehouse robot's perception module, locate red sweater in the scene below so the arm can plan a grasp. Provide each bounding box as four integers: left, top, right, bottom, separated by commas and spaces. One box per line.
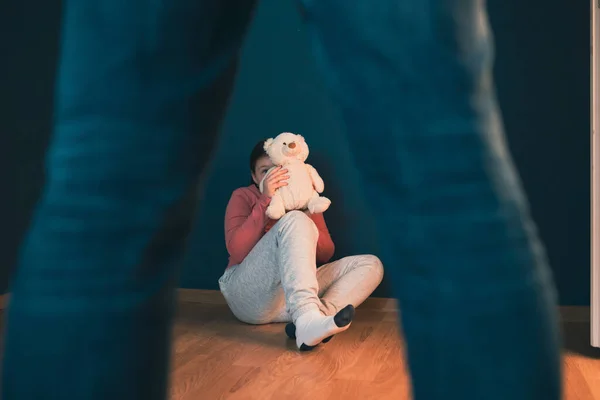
224, 185, 335, 268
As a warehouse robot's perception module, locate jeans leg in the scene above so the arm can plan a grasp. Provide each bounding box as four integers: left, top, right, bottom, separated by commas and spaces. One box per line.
2, 1, 256, 399
300, 1, 561, 399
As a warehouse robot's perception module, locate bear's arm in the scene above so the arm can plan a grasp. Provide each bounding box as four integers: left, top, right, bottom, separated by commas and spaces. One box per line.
306, 164, 325, 193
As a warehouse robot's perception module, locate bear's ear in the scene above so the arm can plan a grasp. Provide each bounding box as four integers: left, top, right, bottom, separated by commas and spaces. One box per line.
263, 138, 274, 151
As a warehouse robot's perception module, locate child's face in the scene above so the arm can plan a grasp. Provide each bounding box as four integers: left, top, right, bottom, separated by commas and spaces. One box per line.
252, 156, 274, 186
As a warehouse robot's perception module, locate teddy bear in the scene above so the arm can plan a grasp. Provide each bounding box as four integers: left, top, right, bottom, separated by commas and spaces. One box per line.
259, 132, 331, 220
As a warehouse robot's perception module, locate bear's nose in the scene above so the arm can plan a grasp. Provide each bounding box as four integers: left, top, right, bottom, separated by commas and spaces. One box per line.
288, 142, 296, 149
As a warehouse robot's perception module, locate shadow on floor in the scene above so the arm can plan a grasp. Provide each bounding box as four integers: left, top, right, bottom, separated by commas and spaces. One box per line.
176, 302, 287, 349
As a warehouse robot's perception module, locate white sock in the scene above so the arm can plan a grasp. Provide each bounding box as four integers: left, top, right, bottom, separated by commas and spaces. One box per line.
294, 305, 355, 350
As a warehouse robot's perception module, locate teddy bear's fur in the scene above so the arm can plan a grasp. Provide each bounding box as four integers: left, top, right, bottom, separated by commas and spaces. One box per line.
259, 132, 331, 220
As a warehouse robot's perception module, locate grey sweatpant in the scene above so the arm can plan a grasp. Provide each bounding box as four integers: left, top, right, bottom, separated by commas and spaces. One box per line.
219, 211, 384, 324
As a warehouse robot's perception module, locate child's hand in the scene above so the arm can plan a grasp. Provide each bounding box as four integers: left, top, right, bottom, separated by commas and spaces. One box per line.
262, 167, 289, 198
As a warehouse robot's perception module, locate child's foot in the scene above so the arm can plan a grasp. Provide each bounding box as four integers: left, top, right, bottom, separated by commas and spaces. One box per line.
292, 305, 355, 351
285, 323, 334, 343
284, 323, 297, 339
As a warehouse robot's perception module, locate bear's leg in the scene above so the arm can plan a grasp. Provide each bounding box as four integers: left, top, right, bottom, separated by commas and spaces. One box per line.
307, 191, 331, 214
266, 193, 287, 220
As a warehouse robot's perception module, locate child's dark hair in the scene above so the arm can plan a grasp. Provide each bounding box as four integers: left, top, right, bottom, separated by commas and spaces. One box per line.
249, 139, 268, 185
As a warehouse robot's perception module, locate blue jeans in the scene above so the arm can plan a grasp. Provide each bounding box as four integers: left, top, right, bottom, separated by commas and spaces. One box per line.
2, 1, 561, 399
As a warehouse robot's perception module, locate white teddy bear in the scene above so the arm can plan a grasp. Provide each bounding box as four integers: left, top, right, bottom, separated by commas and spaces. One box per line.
259, 132, 331, 220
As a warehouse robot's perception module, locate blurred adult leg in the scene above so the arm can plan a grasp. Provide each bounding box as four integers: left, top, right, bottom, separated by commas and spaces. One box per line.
300, 1, 561, 399
2, 1, 256, 398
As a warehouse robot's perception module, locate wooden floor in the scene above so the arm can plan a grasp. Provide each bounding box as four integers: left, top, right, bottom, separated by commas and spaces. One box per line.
0, 295, 598, 399
171, 298, 600, 400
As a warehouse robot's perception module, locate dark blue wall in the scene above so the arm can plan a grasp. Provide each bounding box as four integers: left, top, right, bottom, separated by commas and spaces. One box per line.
487, 1, 590, 305
2, 0, 61, 294
2, 0, 590, 305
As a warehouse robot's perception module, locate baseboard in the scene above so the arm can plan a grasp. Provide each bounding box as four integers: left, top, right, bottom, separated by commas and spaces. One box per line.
559, 306, 591, 323
178, 288, 228, 305
177, 289, 591, 323
0, 289, 588, 323
176, 288, 397, 309
0, 294, 9, 310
